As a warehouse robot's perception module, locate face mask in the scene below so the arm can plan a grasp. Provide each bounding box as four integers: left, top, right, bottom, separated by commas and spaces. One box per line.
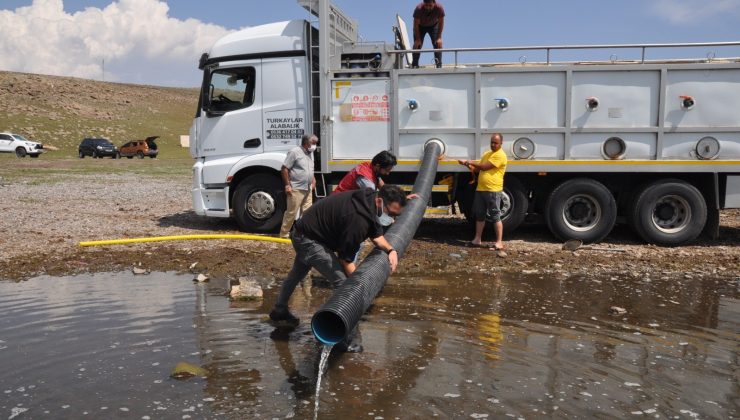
377, 199, 394, 227
307, 144, 317, 153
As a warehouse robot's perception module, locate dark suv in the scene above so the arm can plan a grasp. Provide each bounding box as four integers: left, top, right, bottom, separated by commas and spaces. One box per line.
78, 138, 118, 159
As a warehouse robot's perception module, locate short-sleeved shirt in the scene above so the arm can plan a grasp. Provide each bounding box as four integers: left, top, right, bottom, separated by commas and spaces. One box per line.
283, 146, 314, 190
413, 2, 445, 27
295, 189, 383, 262
476, 149, 507, 192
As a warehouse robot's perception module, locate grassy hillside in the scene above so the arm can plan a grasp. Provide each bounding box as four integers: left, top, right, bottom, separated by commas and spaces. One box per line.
0, 71, 198, 159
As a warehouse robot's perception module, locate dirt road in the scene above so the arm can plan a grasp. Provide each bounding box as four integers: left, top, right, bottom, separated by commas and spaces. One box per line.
1, 160, 738, 281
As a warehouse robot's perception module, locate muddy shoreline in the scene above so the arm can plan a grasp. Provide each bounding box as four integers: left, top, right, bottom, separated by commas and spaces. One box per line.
1, 165, 738, 282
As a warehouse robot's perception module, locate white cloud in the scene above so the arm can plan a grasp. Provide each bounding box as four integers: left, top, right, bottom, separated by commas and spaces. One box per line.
0, 0, 234, 86
649, 0, 740, 24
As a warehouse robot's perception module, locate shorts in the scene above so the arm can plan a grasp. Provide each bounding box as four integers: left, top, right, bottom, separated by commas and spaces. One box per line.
473, 191, 503, 222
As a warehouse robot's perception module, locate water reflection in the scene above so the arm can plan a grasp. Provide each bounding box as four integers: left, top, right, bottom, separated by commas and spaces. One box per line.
0, 271, 737, 418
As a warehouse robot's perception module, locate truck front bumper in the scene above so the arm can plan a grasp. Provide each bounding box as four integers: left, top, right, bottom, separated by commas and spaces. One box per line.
192, 161, 230, 217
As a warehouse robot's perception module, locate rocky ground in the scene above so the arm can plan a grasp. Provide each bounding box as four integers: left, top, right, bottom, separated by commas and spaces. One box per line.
0, 163, 738, 282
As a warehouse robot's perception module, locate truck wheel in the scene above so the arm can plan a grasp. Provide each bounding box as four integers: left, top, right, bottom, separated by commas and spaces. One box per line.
92, 151, 98, 159
232, 174, 284, 233
630, 179, 706, 246
137, 151, 145, 159
79, 151, 84, 159
15, 148, 26, 158
545, 178, 616, 243
502, 176, 527, 233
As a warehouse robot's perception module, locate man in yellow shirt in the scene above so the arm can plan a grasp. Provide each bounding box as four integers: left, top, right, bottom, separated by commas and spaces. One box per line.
458, 133, 507, 250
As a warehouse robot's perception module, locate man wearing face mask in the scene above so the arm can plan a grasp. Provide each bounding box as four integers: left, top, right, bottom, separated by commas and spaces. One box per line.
333, 150, 397, 194
269, 184, 407, 352
279, 134, 318, 238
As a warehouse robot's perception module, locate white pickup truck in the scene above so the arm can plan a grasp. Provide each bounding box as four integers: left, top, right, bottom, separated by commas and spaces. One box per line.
0, 132, 44, 158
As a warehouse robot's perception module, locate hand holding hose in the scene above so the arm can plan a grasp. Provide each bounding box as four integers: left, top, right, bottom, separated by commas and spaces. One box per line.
387, 249, 398, 273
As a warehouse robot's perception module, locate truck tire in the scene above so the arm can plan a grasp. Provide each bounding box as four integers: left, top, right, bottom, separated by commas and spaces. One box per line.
232, 173, 284, 233
15, 147, 26, 158
137, 151, 145, 159
545, 178, 616, 243
501, 176, 527, 233
79, 151, 84, 158
630, 179, 706, 246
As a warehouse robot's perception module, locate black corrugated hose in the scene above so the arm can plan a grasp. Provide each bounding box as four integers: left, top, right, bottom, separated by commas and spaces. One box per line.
311, 139, 445, 345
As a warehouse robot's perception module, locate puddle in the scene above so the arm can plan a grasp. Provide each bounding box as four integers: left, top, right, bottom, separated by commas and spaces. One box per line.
0, 271, 738, 418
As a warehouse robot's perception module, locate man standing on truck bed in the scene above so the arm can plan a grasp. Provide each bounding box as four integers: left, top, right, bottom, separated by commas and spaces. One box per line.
279, 134, 318, 238
412, 0, 445, 68
458, 133, 508, 250
269, 185, 408, 353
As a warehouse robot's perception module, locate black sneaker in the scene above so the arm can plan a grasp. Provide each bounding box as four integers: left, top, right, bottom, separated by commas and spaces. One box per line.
269, 307, 300, 328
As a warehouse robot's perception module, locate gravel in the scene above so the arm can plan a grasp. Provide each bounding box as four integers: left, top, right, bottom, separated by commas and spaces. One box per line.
1, 170, 738, 281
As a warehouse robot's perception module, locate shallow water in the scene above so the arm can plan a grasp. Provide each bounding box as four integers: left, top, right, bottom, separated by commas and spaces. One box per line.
0, 271, 738, 418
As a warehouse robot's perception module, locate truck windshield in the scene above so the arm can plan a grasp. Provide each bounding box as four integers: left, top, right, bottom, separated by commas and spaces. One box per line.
206, 67, 256, 114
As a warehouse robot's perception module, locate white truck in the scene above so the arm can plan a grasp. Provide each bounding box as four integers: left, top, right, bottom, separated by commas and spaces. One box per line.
189, 0, 740, 245
0, 132, 44, 158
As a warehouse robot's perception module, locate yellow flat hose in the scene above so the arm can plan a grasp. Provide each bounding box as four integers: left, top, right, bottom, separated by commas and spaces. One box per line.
79, 234, 291, 247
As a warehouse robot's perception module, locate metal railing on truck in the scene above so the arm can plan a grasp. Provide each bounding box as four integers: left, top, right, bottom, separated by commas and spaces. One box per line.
388, 41, 740, 67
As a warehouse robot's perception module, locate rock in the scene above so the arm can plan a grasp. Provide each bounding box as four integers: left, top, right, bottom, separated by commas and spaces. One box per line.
194, 273, 209, 283
132, 267, 150, 275
230, 278, 263, 300
449, 253, 463, 259
170, 362, 208, 379
496, 250, 507, 258
189, 262, 198, 272
610, 306, 627, 315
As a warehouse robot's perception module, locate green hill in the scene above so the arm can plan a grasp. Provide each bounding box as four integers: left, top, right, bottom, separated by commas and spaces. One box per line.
0, 71, 198, 159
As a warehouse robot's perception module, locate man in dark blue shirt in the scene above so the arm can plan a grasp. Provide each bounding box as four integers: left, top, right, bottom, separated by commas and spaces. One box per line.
269, 185, 407, 350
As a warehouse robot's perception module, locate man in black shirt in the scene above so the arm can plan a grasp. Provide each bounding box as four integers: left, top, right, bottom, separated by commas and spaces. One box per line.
269, 185, 407, 350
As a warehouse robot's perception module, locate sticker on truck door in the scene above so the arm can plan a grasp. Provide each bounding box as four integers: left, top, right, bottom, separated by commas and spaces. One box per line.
351, 94, 389, 122
264, 109, 305, 149
339, 94, 390, 122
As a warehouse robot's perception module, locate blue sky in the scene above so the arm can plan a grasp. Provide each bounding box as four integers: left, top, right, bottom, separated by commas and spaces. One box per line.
1, 0, 739, 86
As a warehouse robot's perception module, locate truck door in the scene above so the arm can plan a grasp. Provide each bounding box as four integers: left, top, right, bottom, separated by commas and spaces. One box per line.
261, 57, 309, 153
198, 61, 263, 158
0, 134, 12, 152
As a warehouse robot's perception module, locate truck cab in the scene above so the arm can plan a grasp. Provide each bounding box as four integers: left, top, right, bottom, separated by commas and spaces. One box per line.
190, 20, 314, 231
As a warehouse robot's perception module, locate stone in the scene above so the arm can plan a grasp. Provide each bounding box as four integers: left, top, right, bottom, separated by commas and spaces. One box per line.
230, 278, 263, 300
170, 362, 208, 379
194, 273, 209, 283
132, 267, 149, 275
189, 262, 199, 272
610, 306, 627, 315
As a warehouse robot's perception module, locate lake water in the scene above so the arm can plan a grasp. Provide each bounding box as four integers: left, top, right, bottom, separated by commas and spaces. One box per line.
1, 271, 738, 418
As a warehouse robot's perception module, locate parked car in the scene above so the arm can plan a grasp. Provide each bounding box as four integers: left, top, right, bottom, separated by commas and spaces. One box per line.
119, 136, 159, 159
78, 138, 119, 158
0, 132, 44, 158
